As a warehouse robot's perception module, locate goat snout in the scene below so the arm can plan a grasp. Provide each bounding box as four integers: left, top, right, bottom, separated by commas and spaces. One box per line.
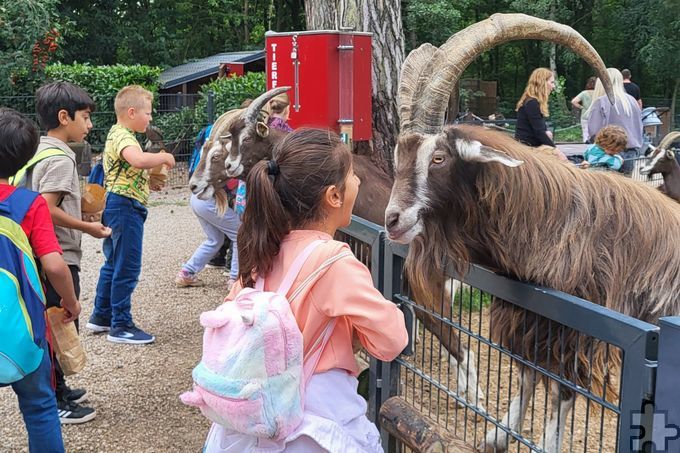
189, 183, 198, 192
385, 211, 400, 230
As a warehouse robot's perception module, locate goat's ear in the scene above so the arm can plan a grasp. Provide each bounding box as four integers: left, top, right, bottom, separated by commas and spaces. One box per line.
255, 122, 269, 138
666, 150, 675, 159
456, 139, 523, 167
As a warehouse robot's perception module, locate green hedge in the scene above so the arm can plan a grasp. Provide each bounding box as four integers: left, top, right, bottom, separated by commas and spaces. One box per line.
193, 72, 267, 125
45, 63, 161, 111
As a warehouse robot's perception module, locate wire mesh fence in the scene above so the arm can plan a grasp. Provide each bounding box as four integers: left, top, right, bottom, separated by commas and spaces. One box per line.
335, 218, 666, 453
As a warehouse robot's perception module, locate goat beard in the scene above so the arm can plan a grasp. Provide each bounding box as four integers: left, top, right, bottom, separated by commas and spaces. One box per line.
214, 188, 229, 216
405, 216, 620, 406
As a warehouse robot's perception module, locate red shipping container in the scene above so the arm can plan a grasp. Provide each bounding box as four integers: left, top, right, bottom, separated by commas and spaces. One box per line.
265, 31, 372, 142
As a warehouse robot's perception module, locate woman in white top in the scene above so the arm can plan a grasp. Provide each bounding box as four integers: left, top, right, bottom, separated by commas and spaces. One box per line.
571, 76, 596, 142
587, 68, 643, 171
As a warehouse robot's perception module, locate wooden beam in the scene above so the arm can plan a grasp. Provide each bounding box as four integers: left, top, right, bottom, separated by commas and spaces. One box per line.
378, 396, 475, 453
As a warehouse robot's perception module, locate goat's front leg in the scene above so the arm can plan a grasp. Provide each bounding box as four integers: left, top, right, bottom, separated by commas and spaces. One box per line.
541, 381, 575, 453
481, 368, 536, 453
454, 349, 486, 412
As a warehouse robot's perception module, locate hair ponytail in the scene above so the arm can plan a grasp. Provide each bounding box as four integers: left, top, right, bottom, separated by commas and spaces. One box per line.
238, 160, 290, 287
237, 128, 351, 288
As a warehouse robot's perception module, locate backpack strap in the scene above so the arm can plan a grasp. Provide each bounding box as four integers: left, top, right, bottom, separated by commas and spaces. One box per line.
302, 318, 337, 385
254, 239, 326, 294
0, 188, 39, 225
9, 147, 67, 186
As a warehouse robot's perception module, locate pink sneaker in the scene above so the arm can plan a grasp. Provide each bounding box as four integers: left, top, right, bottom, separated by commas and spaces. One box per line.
175, 269, 205, 288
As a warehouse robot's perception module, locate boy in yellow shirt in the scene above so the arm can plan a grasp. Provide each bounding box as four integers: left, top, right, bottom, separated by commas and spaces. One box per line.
87, 86, 175, 344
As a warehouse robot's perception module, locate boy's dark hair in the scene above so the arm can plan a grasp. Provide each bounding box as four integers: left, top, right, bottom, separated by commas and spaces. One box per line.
35, 80, 96, 131
0, 108, 40, 178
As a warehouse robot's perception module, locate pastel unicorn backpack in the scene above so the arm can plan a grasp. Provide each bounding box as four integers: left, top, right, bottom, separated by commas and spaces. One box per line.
181, 240, 351, 440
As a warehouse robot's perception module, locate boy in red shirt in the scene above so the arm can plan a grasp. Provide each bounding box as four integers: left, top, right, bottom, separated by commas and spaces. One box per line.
0, 108, 81, 452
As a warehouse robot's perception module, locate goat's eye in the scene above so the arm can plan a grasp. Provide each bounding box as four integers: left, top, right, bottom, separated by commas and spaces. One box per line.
211, 154, 221, 161
431, 154, 446, 165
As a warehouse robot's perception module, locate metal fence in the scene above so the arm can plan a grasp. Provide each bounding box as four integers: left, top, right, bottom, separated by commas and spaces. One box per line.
339, 216, 680, 453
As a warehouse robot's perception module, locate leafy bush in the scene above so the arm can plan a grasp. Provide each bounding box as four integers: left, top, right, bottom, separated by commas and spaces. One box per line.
41, 63, 162, 149
193, 72, 267, 125
152, 107, 201, 145
45, 63, 161, 111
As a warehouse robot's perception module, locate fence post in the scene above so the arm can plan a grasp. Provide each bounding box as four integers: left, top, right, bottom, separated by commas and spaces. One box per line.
207, 91, 215, 123
378, 243, 405, 453
651, 317, 680, 452
618, 328, 659, 453
367, 232, 386, 425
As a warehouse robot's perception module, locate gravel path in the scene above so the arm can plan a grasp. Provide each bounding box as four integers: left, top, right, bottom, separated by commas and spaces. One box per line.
1, 189, 224, 452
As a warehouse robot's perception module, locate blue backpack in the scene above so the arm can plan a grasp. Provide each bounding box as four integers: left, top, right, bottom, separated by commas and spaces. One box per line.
0, 188, 48, 384
88, 161, 105, 186
188, 124, 213, 178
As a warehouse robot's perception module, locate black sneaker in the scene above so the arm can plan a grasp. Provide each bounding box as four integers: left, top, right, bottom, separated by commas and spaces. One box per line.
57, 400, 97, 425
59, 386, 87, 404
86, 313, 111, 333
205, 257, 227, 269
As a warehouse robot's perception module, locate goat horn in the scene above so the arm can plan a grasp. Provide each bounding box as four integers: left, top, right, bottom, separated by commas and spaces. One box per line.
658, 131, 680, 151
409, 13, 615, 134
242, 86, 292, 126
399, 43, 437, 132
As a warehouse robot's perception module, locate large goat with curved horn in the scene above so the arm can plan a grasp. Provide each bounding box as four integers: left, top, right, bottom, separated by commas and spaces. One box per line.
401, 13, 614, 134
390, 13, 625, 453
204, 80, 491, 409
640, 131, 680, 202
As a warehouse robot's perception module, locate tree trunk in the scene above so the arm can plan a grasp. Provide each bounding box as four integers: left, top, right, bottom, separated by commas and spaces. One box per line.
671, 78, 679, 131
305, 0, 339, 29
243, 0, 250, 44
305, 0, 404, 172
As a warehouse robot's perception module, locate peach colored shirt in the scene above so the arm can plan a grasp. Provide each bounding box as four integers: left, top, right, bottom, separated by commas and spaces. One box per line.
227, 230, 408, 376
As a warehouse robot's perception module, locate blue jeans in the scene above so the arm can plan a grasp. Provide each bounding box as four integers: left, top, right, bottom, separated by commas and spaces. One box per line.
11, 340, 64, 453
94, 193, 148, 328
183, 194, 241, 280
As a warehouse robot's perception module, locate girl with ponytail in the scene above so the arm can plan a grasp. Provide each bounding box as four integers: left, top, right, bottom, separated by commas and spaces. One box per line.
204, 128, 408, 452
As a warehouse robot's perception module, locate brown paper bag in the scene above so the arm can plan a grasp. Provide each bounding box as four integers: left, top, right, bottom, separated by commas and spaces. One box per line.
46, 307, 87, 376
81, 183, 106, 221
149, 150, 169, 189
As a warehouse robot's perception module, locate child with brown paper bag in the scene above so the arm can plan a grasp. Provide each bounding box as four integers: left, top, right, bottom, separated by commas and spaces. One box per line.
46, 307, 87, 376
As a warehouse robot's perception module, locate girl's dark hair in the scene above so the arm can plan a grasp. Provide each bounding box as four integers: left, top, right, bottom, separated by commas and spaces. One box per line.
238, 128, 352, 287
0, 108, 39, 178
36, 80, 96, 131
585, 76, 597, 90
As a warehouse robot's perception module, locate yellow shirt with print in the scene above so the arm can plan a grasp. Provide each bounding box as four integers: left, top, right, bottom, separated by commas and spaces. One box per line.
103, 124, 149, 205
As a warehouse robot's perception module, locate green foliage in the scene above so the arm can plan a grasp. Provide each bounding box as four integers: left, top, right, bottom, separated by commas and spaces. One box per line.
193, 72, 267, 125
0, 0, 60, 95
151, 107, 200, 145
549, 75, 576, 128
452, 286, 492, 313
44, 63, 161, 111
554, 126, 583, 143
41, 63, 161, 148
404, 0, 465, 48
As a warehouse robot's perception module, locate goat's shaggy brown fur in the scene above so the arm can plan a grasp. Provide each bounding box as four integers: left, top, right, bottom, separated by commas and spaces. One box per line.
403, 125, 680, 401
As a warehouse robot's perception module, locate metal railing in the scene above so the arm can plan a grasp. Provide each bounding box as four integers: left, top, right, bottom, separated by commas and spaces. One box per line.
338, 216, 680, 453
